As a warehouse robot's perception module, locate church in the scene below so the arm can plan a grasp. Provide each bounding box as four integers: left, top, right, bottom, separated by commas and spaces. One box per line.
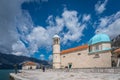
52, 33, 112, 68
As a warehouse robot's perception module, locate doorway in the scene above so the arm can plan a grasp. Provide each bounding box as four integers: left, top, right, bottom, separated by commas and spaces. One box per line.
68, 63, 72, 69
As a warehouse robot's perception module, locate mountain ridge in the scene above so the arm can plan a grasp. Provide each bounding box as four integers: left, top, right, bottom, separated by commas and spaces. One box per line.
111, 34, 120, 49
0, 52, 49, 69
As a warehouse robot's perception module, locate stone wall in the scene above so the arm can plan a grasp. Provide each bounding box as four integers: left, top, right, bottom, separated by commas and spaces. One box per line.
61, 48, 111, 68
45, 68, 120, 73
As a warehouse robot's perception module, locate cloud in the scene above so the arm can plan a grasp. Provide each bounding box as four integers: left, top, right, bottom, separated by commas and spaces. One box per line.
26, 26, 52, 53
0, 0, 33, 54
27, 27, 50, 46
21, 9, 90, 57
95, 0, 108, 14
98, 18, 109, 28
82, 14, 91, 22
48, 55, 53, 61
12, 40, 29, 56
60, 10, 87, 44
40, 54, 45, 60
27, 9, 89, 52
0, 0, 90, 58
96, 11, 120, 38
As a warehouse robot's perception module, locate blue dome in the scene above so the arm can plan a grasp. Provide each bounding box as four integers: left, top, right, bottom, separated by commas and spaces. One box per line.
88, 33, 110, 45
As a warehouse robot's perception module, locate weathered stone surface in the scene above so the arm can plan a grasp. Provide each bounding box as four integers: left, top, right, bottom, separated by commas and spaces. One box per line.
10, 69, 120, 80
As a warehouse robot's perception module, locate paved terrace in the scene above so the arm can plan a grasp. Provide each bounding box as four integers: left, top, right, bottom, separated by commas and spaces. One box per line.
10, 69, 120, 80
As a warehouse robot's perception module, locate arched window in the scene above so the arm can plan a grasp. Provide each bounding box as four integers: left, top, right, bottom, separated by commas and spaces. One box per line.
56, 39, 58, 44
54, 38, 59, 44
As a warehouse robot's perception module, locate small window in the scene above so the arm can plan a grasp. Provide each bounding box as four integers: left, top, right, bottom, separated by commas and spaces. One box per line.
56, 39, 58, 44
95, 44, 99, 50
78, 53, 81, 55
54, 38, 59, 44
93, 54, 100, 58
89, 46, 92, 52
100, 44, 102, 50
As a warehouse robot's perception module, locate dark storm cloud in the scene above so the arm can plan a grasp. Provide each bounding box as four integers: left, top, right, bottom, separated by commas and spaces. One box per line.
0, 0, 32, 53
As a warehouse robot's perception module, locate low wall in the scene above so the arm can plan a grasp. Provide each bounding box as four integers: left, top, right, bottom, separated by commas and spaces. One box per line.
45, 67, 120, 73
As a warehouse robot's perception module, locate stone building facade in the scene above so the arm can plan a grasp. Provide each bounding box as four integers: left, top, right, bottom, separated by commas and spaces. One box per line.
22, 61, 37, 70
52, 33, 112, 68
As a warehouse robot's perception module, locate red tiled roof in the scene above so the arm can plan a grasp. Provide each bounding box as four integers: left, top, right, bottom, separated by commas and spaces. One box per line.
114, 48, 120, 53
23, 61, 36, 66
61, 45, 88, 55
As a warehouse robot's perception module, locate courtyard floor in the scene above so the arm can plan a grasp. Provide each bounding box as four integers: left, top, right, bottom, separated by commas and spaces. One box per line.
11, 70, 120, 80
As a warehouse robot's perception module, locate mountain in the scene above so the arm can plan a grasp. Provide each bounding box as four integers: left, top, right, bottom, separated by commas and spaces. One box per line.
0, 52, 49, 69
111, 34, 120, 49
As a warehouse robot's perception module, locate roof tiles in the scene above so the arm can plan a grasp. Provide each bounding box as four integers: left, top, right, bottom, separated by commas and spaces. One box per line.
114, 48, 120, 53
61, 45, 88, 55
23, 61, 36, 66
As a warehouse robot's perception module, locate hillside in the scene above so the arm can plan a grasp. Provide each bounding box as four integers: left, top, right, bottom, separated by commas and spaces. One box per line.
0, 52, 49, 69
111, 34, 120, 49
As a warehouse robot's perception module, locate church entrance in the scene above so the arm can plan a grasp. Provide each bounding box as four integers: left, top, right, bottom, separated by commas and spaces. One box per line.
68, 63, 72, 69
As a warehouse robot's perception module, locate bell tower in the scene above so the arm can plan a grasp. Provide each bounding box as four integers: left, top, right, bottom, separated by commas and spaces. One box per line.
52, 34, 61, 69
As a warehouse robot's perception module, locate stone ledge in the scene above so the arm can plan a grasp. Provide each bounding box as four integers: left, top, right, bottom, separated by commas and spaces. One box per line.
10, 73, 29, 80
45, 68, 120, 73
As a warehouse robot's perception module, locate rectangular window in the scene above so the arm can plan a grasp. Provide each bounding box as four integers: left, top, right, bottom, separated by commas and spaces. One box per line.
101, 44, 102, 50
95, 44, 99, 50
89, 46, 92, 52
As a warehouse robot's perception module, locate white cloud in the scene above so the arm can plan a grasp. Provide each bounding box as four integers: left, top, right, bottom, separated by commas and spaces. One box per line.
46, 15, 55, 26
61, 10, 86, 44
95, 0, 108, 14
40, 54, 45, 60
27, 27, 50, 45
48, 55, 53, 61
12, 40, 29, 56
0, 0, 89, 57
82, 14, 91, 22
99, 18, 109, 27
96, 11, 120, 38
27, 26, 52, 53
26, 9, 88, 53
0, 0, 33, 54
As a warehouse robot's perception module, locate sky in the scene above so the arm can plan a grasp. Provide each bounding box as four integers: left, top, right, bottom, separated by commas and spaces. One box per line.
0, 0, 120, 61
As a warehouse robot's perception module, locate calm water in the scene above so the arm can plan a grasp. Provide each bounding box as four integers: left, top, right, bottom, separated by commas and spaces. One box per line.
0, 69, 14, 80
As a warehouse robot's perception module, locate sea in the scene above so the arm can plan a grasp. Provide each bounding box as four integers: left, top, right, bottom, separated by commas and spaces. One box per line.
0, 69, 14, 80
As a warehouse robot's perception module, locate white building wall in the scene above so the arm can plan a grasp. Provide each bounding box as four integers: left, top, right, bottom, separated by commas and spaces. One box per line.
53, 45, 60, 53
22, 65, 37, 70
60, 48, 111, 68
